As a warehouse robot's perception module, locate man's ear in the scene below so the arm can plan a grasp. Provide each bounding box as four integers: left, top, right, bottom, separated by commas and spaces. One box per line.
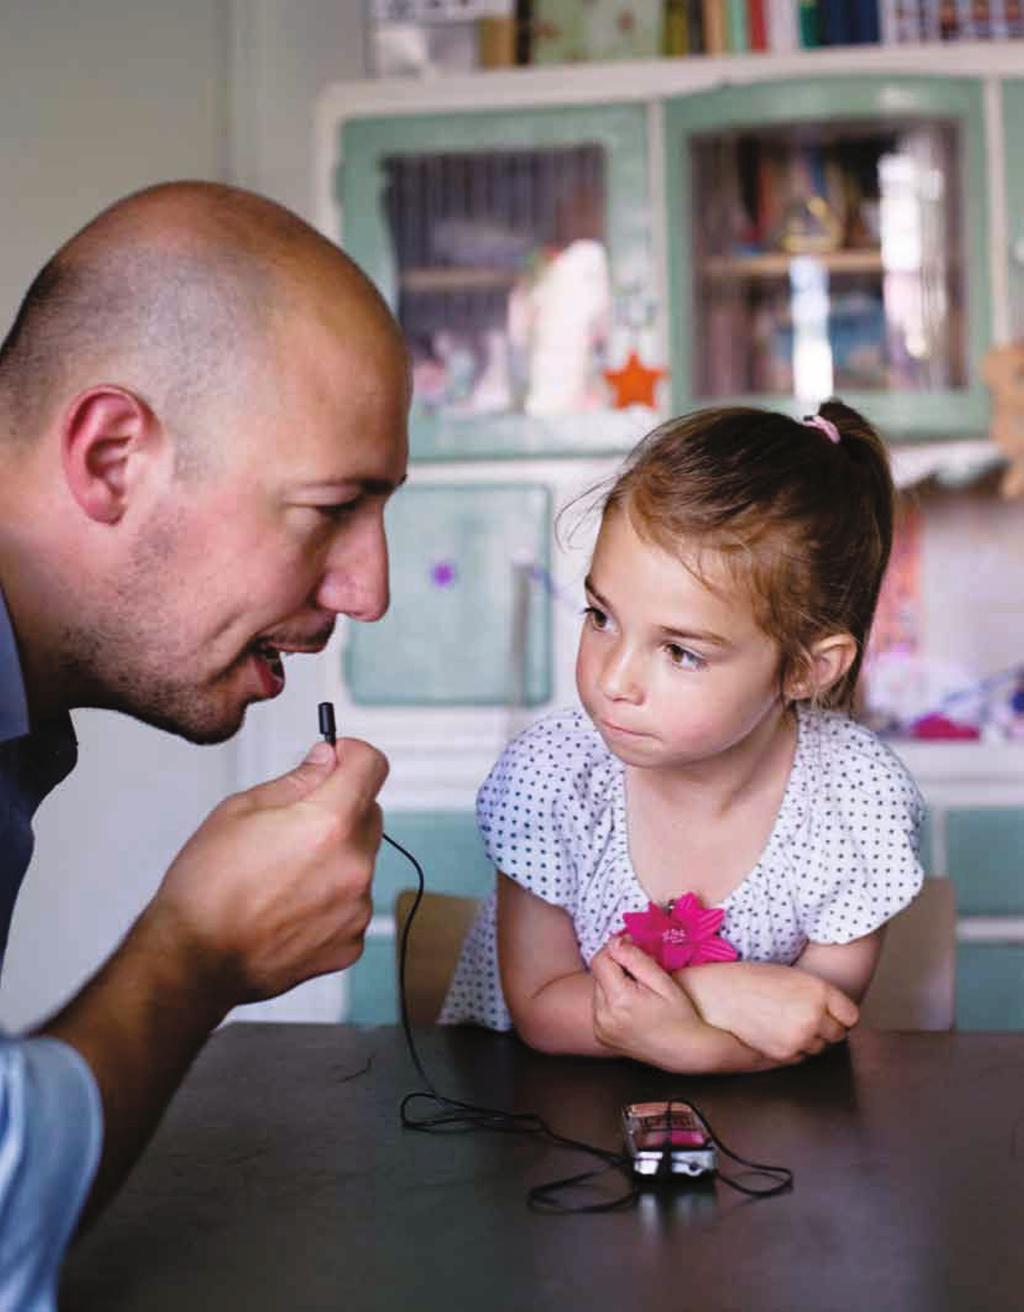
785, 633, 858, 702
61, 386, 164, 524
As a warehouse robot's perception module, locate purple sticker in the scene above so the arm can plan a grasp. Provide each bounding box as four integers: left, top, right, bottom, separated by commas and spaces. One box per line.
430, 560, 457, 588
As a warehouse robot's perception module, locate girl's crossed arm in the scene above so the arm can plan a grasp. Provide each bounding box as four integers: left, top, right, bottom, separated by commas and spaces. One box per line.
673, 936, 875, 1063
498, 875, 805, 1073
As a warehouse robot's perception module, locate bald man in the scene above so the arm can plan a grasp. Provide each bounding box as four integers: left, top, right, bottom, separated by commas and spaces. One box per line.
0, 182, 410, 1308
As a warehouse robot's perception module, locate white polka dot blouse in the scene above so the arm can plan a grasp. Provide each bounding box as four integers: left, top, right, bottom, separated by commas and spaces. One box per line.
439, 703, 925, 1032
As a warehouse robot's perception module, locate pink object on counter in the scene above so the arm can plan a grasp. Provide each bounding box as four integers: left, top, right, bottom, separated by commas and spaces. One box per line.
910, 713, 981, 741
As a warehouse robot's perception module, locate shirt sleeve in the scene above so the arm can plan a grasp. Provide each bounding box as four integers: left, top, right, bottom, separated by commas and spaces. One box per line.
0, 1035, 103, 1312
475, 712, 585, 912
798, 735, 926, 946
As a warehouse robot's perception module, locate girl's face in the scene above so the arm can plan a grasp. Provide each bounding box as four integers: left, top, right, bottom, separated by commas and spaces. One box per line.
575, 507, 786, 774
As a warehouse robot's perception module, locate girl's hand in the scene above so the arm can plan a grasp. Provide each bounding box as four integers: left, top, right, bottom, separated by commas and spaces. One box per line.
591, 936, 705, 1067
676, 961, 858, 1062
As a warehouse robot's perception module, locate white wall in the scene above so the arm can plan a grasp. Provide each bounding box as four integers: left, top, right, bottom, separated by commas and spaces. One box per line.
0, 0, 233, 1029
229, 0, 368, 218
0, 0, 374, 1030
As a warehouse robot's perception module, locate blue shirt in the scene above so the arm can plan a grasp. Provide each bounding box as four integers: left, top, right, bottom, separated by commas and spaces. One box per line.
0, 590, 102, 1312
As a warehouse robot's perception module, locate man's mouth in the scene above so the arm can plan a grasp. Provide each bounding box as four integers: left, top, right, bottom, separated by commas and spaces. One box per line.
248, 630, 334, 698
252, 638, 286, 677
250, 639, 286, 696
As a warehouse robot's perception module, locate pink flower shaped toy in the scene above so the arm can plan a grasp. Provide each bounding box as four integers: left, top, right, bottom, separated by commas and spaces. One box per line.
621, 893, 738, 971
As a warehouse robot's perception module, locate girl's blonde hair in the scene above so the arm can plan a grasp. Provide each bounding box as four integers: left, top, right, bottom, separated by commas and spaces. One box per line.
602, 400, 894, 709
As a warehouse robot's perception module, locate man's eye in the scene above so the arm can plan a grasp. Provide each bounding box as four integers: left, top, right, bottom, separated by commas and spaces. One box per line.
314, 501, 359, 522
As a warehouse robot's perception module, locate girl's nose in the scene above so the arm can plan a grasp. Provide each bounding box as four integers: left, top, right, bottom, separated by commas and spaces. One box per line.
598, 644, 644, 704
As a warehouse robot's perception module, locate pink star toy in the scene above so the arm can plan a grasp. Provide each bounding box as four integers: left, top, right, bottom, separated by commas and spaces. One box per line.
622, 893, 738, 971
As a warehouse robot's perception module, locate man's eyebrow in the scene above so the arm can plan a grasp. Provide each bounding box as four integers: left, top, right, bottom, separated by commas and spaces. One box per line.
584, 577, 728, 647
299, 474, 408, 497
362, 474, 407, 496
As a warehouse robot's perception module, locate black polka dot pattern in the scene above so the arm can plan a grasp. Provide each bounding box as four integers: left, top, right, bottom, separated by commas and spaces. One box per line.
438, 704, 925, 1031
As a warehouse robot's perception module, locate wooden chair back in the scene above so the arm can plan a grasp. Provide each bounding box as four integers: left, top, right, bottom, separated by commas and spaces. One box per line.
394, 890, 482, 1025
394, 877, 957, 1031
859, 877, 956, 1031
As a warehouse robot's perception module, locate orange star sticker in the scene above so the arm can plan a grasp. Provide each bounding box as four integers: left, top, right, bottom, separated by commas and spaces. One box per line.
603, 351, 666, 409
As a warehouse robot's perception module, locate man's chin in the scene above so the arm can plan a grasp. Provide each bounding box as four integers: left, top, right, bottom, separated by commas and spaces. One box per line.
128, 701, 248, 746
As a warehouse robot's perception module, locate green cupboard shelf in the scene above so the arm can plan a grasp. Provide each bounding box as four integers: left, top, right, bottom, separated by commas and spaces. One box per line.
664, 77, 992, 440
338, 103, 658, 461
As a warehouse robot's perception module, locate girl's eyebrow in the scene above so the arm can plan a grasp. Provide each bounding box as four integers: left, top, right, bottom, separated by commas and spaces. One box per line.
584, 577, 728, 648
583, 575, 609, 607
658, 623, 730, 648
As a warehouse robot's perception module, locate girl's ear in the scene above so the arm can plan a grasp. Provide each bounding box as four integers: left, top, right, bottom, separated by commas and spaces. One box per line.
61, 386, 164, 525
785, 633, 858, 703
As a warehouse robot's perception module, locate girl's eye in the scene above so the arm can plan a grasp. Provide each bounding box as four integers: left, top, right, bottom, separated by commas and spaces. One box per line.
582, 605, 609, 631
666, 643, 706, 672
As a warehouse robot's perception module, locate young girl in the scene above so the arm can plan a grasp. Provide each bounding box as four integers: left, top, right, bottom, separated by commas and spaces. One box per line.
439, 402, 924, 1073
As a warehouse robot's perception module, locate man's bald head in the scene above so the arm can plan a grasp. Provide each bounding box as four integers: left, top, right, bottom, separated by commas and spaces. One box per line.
0, 181, 404, 469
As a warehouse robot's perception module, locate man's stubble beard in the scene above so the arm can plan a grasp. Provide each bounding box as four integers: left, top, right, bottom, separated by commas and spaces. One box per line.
56, 506, 247, 745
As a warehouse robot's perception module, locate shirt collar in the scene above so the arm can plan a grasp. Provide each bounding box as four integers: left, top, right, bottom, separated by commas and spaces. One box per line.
0, 587, 30, 744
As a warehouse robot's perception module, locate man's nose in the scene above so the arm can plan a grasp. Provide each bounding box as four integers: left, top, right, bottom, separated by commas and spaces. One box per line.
315, 516, 390, 621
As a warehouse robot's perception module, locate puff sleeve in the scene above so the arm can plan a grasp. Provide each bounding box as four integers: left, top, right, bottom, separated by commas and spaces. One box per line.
797, 728, 925, 945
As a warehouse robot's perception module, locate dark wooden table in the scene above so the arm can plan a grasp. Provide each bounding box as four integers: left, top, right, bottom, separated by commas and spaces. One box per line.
61, 1024, 1024, 1311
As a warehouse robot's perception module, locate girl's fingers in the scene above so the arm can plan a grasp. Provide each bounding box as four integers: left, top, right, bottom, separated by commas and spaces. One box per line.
606, 936, 674, 996
825, 985, 859, 1029
590, 946, 628, 999
819, 1014, 849, 1045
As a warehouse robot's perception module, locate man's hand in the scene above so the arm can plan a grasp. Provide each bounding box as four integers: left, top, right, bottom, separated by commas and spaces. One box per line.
149, 736, 388, 1005
42, 736, 388, 1225
676, 961, 858, 1062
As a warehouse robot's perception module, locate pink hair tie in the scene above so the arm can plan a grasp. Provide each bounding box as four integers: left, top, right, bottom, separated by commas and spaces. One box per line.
803, 413, 841, 445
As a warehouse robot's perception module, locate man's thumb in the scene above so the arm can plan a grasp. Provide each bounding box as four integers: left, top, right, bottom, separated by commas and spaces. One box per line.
244, 740, 337, 810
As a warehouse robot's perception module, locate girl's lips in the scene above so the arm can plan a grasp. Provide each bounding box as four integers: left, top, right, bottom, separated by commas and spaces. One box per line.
600, 718, 649, 739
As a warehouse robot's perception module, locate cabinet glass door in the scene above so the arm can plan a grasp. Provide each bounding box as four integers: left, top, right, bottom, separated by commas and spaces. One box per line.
1003, 80, 1024, 344
665, 80, 991, 440
339, 105, 661, 459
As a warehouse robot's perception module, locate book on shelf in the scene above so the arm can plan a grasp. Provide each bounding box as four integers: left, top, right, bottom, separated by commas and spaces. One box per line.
726, 0, 750, 49
748, 0, 769, 49
484, 0, 1024, 65
797, 0, 821, 45
702, 0, 729, 52
663, 0, 691, 51
767, 0, 800, 48
820, 0, 853, 44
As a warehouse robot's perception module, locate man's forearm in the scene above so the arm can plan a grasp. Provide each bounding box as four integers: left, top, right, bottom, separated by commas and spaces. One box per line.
38, 903, 233, 1228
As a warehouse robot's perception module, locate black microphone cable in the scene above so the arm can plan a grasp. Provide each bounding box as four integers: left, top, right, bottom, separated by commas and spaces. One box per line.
318, 703, 793, 1213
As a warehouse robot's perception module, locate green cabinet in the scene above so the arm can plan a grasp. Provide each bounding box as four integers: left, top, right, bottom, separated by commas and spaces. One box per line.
1002, 79, 1024, 342
337, 75, 997, 455
339, 104, 658, 460
946, 807, 1024, 1030
664, 77, 992, 439
345, 483, 553, 706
